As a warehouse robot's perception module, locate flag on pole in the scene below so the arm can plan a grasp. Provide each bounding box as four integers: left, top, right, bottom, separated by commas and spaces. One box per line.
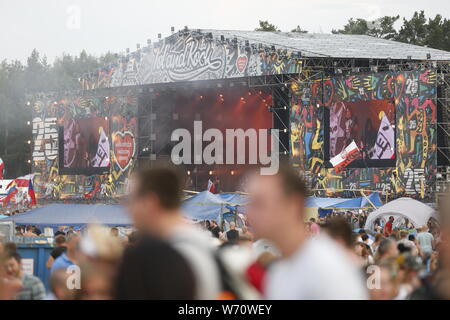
0, 158, 4, 180
28, 178, 37, 206
7, 174, 34, 189
207, 179, 215, 193
330, 140, 361, 173
1, 186, 18, 206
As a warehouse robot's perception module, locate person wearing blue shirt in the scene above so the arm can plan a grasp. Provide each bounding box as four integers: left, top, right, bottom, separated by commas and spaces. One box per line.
50, 233, 80, 274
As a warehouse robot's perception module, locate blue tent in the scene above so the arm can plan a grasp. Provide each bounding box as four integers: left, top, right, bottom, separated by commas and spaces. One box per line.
306, 193, 382, 209
3, 204, 132, 227
182, 191, 228, 221
0, 214, 8, 219
218, 193, 248, 205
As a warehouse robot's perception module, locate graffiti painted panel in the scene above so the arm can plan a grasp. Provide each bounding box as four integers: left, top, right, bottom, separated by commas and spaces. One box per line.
31, 95, 138, 200
290, 70, 437, 200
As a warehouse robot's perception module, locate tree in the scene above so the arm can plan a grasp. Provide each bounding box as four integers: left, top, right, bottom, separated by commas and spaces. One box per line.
332, 18, 369, 35
255, 20, 280, 32
291, 25, 308, 33
368, 16, 400, 39
396, 11, 428, 46
332, 16, 399, 39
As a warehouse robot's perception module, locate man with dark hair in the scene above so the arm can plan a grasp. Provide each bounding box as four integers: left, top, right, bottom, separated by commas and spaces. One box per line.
246, 168, 367, 299
115, 235, 196, 300
2, 250, 46, 300
323, 217, 354, 249
126, 167, 221, 299
46, 235, 67, 269
384, 216, 395, 237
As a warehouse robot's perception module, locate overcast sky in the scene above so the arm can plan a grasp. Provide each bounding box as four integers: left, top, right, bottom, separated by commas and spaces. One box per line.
1, 0, 448, 63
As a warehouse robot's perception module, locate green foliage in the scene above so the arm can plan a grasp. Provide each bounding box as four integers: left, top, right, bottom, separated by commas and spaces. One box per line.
291, 26, 308, 33
333, 11, 450, 51
255, 20, 280, 32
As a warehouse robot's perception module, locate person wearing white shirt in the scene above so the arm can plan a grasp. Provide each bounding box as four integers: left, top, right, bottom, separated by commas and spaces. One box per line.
246, 168, 368, 300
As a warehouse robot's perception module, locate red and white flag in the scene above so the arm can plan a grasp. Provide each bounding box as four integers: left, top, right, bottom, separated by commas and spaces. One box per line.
330, 140, 361, 173
207, 179, 215, 193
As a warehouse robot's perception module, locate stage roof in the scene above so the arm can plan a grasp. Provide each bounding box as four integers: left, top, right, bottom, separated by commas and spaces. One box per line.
202, 29, 450, 61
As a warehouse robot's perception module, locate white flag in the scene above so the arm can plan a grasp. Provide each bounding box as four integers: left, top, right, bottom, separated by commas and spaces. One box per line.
372, 115, 395, 159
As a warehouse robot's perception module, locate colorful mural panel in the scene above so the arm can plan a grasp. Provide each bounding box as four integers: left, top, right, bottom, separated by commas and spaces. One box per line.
31, 95, 138, 200
290, 70, 437, 200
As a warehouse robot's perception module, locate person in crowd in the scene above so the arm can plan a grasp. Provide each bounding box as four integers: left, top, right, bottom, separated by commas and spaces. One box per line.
409, 196, 450, 299
396, 254, 423, 299
368, 259, 400, 300
355, 242, 374, 268
361, 233, 374, 247
115, 235, 196, 300
397, 230, 418, 255
417, 225, 435, 259
1, 250, 45, 300
246, 167, 368, 299
322, 217, 366, 268
240, 226, 253, 241
54, 226, 66, 237
309, 218, 320, 237
384, 216, 395, 237
32, 225, 42, 236
224, 221, 240, 243
23, 226, 37, 237
376, 238, 399, 262
15, 226, 23, 237
110, 227, 119, 238
209, 220, 222, 239
51, 233, 80, 274
47, 269, 74, 300
126, 166, 221, 299
46, 235, 67, 269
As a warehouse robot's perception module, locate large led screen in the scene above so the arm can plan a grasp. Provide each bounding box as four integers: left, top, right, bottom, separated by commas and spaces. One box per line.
327, 99, 396, 167
59, 117, 110, 175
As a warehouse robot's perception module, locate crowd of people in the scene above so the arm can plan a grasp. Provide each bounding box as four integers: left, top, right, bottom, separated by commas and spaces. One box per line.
1, 166, 450, 300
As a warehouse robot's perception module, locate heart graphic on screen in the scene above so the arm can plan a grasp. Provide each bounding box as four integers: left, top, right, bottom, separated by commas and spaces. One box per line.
112, 131, 136, 171
236, 55, 248, 73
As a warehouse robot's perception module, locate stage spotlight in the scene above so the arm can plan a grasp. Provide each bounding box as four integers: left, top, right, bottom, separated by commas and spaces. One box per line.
27, 160, 31, 164
230, 170, 235, 176
208, 170, 213, 175
105, 117, 108, 121
187, 170, 191, 176
199, 95, 203, 99
26, 101, 31, 106
27, 121, 31, 126
283, 128, 288, 133
27, 140, 31, 144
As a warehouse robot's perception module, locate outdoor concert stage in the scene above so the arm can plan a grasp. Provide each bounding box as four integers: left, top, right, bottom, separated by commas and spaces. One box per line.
28, 29, 450, 201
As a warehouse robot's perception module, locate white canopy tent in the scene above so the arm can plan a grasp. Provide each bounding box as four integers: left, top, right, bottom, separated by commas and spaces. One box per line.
364, 197, 437, 231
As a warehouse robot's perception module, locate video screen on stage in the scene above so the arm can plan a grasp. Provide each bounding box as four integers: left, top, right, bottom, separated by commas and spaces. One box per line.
59, 117, 110, 175
327, 99, 396, 166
